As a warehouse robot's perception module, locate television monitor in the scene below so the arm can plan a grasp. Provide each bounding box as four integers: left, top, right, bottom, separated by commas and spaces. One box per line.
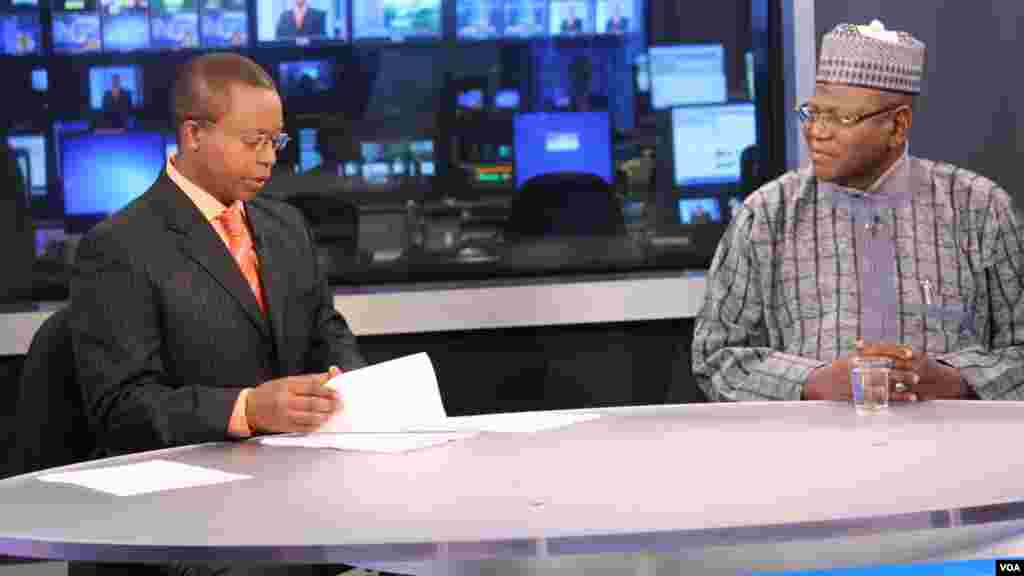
62, 131, 165, 217
51, 1, 101, 54
100, 0, 150, 52
257, 0, 347, 45
350, 138, 433, 186
352, 0, 441, 41
278, 60, 334, 98
501, 0, 544, 37
455, 0, 498, 40
677, 197, 722, 225
297, 127, 321, 172
649, 44, 727, 109
457, 88, 483, 110
200, 0, 247, 48
595, 0, 632, 35
513, 111, 612, 188
7, 134, 46, 197
548, 0, 590, 36
494, 88, 520, 110
0, 7, 41, 55
150, 0, 199, 50
89, 65, 142, 110
31, 68, 47, 92
671, 103, 757, 186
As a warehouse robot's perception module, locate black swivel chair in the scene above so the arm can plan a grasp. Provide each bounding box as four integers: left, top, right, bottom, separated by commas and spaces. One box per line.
4, 306, 94, 480
505, 171, 626, 241
285, 194, 364, 279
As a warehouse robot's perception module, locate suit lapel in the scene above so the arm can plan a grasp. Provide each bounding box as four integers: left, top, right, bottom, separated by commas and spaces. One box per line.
245, 204, 288, 364
153, 174, 270, 338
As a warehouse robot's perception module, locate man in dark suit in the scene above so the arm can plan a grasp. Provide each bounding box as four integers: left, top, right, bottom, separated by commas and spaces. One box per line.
70, 52, 365, 575
276, 0, 327, 39
559, 4, 583, 33
604, 1, 629, 33
100, 74, 134, 129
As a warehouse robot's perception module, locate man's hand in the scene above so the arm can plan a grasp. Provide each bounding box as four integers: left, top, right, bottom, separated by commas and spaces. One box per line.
246, 366, 343, 433
857, 342, 964, 400
803, 357, 854, 400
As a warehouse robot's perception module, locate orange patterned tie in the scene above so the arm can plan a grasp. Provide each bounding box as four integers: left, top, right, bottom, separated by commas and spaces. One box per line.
218, 202, 265, 314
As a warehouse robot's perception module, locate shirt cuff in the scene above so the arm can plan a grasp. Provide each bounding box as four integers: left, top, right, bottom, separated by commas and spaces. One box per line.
228, 388, 253, 438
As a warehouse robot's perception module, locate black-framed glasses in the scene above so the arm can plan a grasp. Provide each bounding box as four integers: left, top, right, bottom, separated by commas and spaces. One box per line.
191, 118, 291, 152
794, 102, 908, 131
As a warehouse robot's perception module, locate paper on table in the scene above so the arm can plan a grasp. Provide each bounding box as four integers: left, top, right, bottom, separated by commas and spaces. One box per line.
320, 352, 448, 433
412, 411, 602, 433
260, 431, 477, 453
37, 459, 251, 497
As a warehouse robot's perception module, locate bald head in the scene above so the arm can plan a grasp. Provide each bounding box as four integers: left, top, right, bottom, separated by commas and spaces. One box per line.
172, 52, 275, 132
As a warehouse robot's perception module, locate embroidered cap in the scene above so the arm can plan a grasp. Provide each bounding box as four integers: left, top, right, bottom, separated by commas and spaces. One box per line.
817, 20, 926, 94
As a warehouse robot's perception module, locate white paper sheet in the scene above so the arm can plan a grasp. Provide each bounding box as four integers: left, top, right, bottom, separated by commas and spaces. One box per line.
259, 432, 477, 453
412, 411, 602, 434
320, 352, 448, 433
37, 459, 251, 497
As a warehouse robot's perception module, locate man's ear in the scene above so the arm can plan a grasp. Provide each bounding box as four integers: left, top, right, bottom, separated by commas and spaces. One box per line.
891, 107, 913, 149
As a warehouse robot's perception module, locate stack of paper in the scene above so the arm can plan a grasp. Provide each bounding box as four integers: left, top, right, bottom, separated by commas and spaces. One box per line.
256, 353, 602, 452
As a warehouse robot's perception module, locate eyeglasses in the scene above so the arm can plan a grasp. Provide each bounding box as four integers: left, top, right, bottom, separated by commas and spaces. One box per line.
192, 118, 291, 152
794, 102, 908, 131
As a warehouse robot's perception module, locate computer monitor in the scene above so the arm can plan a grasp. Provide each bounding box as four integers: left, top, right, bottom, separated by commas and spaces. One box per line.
31, 67, 47, 92
455, 0, 498, 40
501, 0, 545, 37
89, 65, 142, 110
595, 0, 632, 35
352, 0, 441, 41
513, 111, 612, 188
200, 0, 248, 48
0, 6, 41, 55
150, 0, 199, 50
7, 134, 46, 197
51, 0, 101, 54
548, 0, 590, 36
494, 88, 520, 110
278, 60, 334, 98
257, 0, 346, 45
62, 131, 165, 218
297, 127, 321, 172
671, 103, 757, 187
101, 0, 150, 52
649, 44, 727, 109
350, 138, 433, 186
457, 88, 484, 110
677, 197, 722, 225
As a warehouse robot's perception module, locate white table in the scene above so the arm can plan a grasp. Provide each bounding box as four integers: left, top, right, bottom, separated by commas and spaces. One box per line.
2, 402, 1024, 575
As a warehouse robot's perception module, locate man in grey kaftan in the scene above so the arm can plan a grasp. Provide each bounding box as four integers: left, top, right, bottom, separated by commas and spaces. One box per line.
692, 21, 1024, 402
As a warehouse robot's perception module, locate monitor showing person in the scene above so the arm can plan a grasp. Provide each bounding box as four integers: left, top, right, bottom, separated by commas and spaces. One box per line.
276, 0, 326, 38
100, 73, 134, 128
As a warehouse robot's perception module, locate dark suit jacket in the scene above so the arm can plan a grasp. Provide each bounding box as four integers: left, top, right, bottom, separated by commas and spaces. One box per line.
70, 172, 365, 457
560, 17, 583, 33
276, 7, 327, 38
605, 16, 628, 33
101, 89, 133, 115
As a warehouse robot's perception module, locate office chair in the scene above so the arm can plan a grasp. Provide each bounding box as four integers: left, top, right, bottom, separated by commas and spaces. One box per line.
285, 194, 363, 278
4, 306, 94, 480
505, 171, 626, 241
